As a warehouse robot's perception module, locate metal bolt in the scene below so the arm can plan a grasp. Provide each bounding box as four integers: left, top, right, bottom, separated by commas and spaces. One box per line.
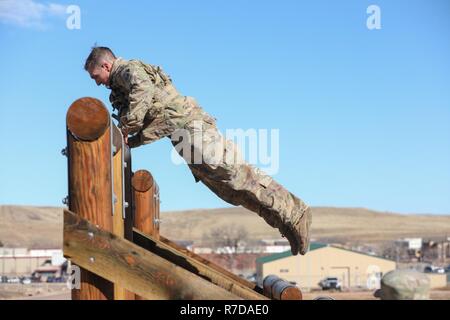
61, 147, 68, 157
89, 257, 95, 263
112, 146, 117, 153
124, 202, 129, 209
123, 162, 127, 168
88, 232, 94, 239
62, 196, 69, 205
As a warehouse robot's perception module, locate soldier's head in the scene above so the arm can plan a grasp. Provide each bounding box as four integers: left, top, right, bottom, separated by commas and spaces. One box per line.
84, 46, 116, 87
374, 270, 431, 300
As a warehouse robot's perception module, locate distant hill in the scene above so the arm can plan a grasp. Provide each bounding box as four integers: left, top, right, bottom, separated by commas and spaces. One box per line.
0, 205, 63, 249
0, 205, 449, 249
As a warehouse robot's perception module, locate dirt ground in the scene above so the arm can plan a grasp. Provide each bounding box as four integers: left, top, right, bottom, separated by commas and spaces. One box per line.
2, 284, 450, 300
0, 283, 69, 300
303, 288, 450, 300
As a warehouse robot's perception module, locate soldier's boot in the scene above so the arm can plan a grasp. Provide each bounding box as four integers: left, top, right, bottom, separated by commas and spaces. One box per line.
258, 193, 312, 255
282, 199, 312, 255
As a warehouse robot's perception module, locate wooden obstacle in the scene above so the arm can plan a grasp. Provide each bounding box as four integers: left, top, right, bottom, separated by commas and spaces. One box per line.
63, 97, 302, 300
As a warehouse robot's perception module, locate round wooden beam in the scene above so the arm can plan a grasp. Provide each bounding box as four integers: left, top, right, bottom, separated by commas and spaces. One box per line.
67, 97, 110, 141
263, 275, 280, 299
131, 170, 154, 192
263, 275, 302, 300
272, 280, 303, 300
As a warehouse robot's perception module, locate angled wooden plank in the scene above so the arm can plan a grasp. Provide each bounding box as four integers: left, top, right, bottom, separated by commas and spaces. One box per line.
159, 235, 263, 293
132, 229, 267, 300
63, 209, 241, 300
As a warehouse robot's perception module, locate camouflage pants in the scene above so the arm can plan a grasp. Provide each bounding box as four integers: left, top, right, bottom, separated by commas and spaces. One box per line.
170, 113, 311, 254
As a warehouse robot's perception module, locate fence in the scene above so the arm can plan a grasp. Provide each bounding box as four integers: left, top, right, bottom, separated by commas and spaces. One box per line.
62, 97, 302, 300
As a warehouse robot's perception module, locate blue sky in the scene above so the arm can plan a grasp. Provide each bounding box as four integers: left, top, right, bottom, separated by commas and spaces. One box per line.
0, 0, 449, 214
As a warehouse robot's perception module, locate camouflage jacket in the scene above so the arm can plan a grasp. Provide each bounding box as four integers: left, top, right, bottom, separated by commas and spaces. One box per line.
108, 58, 214, 148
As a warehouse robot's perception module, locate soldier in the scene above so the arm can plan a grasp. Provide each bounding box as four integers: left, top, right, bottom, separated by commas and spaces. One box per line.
84, 46, 312, 255
374, 270, 431, 300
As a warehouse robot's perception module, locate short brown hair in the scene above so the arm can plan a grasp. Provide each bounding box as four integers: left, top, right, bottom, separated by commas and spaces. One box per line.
84, 46, 116, 71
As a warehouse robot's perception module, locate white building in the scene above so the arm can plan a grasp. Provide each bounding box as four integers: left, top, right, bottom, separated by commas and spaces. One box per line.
0, 248, 65, 276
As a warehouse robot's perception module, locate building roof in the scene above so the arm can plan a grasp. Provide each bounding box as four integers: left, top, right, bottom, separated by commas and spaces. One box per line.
256, 242, 395, 264
256, 243, 328, 264
34, 266, 61, 272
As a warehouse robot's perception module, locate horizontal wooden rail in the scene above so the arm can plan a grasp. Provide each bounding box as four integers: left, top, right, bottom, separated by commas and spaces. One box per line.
63, 209, 241, 300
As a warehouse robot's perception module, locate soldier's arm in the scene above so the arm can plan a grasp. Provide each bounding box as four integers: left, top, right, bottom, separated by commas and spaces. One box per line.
118, 64, 156, 135
109, 90, 122, 112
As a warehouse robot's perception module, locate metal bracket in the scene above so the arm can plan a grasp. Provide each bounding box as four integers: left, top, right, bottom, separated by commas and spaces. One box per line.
110, 120, 115, 216
121, 133, 127, 219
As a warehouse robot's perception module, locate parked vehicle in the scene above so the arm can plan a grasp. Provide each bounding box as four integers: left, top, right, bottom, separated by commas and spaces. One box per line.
7, 276, 20, 284
46, 276, 65, 283
318, 277, 342, 291
424, 265, 446, 274
435, 267, 446, 274
0, 276, 8, 283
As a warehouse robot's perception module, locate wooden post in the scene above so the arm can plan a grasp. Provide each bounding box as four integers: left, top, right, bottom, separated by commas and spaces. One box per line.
132, 170, 159, 240
65, 97, 114, 300
111, 125, 135, 300
131, 170, 159, 299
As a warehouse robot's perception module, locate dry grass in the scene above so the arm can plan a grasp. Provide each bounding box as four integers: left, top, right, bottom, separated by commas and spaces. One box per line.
160, 206, 450, 244
1, 205, 450, 248
0, 205, 63, 249
302, 289, 450, 300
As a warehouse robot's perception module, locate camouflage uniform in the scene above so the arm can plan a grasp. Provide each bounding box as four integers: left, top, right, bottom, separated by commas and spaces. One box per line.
108, 58, 312, 255
374, 270, 430, 300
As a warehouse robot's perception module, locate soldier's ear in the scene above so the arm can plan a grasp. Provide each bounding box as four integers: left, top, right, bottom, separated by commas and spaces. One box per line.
102, 62, 112, 72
